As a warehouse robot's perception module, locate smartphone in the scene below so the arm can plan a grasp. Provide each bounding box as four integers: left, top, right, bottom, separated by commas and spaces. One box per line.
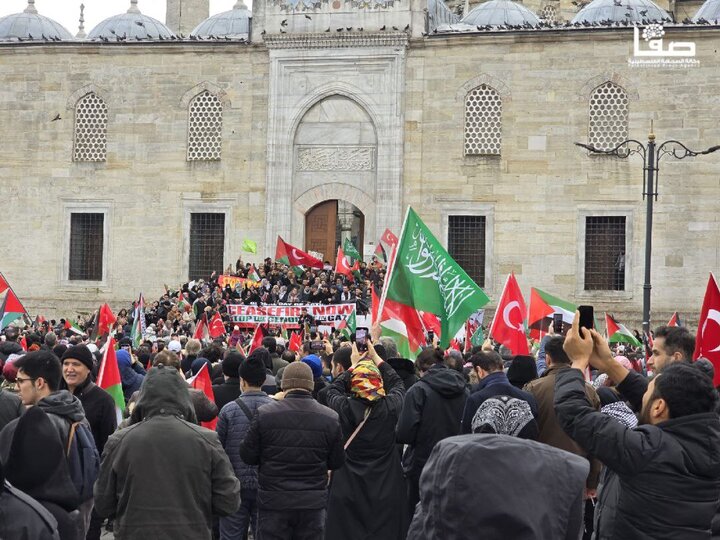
310, 340, 324, 351
310, 325, 318, 334
578, 305, 595, 335
354, 327, 369, 352
553, 313, 564, 334
427, 330, 435, 344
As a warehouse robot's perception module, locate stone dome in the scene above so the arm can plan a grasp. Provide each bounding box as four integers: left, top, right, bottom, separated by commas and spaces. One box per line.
0, 0, 73, 42
87, 0, 175, 41
571, 0, 671, 24
694, 0, 720, 21
461, 0, 541, 27
428, 0, 461, 30
191, 1, 251, 38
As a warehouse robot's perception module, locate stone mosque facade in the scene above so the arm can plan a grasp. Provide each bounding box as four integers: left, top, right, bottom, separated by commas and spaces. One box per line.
0, 0, 719, 324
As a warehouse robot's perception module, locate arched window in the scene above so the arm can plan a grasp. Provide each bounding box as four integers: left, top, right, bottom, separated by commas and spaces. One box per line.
588, 82, 629, 152
464, 84, 502, 156
73, 93, 107, 162
540, 4, 556, 21
187, 90, 223, 161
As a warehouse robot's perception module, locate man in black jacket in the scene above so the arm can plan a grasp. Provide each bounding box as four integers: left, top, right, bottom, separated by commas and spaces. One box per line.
395, 347, 469, 522
240, 361, 344, 540
555, 315, 720, 540
0, 384, 22, 431
212, 350, 242, 410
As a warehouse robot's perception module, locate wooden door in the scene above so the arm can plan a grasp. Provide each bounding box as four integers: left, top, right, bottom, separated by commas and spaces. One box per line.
305, 200, 337, 265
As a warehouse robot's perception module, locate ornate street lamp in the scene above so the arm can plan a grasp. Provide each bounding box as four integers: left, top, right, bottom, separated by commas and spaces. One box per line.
575, 122, 720, 339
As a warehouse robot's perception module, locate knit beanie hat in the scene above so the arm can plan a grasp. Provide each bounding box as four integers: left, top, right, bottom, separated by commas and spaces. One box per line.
249, 347, 273, 371
240, 353, 267, 387
301, 354, 323, 379
506, 355, 538, 389
350, 360, 385, 402
61, 344, 94, 371
281, 362, 314, 392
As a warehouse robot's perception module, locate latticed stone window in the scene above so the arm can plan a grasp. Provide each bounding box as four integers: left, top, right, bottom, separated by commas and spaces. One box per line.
73, 93, 108, 162
188, 91, 223, 161
584, 216, 626, 291
189, 213, 225, 280
464, 84, 502, 156
69, 213, 104, 281
540, 4, 556, 21
448, 215, 486, 286
588, 82, 629, 152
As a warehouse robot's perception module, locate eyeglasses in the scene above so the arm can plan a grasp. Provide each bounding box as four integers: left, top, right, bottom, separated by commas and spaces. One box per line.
15, 376, 36, 385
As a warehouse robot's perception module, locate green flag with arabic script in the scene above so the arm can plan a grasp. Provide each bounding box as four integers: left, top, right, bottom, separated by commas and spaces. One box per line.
385, 207, 490, 348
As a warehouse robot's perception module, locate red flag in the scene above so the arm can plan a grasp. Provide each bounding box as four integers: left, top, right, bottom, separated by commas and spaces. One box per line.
289, 331, 302, 352
0, 274, 8, 295
527, 288, 555, 340
667, 312, 681, 327
465, 323, 473, 354
449, 339, 461, 352
193, 314, 209, 341
644, 330, 654, 367
420, 311, 442, 338
371, 284, 380, 325
97, 303, 116, 336
335, 247, 357, 281
380, 228, 398, 249
489, 273, 529, 355
249, 325, 264, 354
694, 273, 720, 386
209, 313, 225, 338
20, 335, 27, 352
276, 237, 324, 269
191, 363, 217, 430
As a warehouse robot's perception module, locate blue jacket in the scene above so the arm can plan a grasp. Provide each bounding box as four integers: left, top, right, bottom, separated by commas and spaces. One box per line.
217, 391, 273, 489
116, 350, 144, 401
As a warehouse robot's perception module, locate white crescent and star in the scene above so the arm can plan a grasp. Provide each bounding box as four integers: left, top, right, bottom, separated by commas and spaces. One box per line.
703, 309, 720, 353
503, 301, 524, 332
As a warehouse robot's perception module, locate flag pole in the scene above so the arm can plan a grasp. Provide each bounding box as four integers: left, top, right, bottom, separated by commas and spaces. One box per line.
377, 206, 411, 325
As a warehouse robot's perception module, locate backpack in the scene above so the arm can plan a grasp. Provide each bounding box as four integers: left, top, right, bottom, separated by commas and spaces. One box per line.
65, 422, 100, 502
471, 395, 536, 439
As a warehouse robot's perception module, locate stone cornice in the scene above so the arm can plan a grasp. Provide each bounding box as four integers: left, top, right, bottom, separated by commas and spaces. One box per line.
264, 31, 409, 49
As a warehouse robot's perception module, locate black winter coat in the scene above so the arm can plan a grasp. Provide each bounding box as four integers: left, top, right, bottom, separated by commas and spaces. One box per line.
387, 357, 419, 390
324, 361, 408, 540
66, 378, 117, 455
239, 391, 344, 511
0, 387, 22, 431
0, 481, 61, 540
555, 368, 720, 540
395, 364, 468, 476
212, 378, 241, 410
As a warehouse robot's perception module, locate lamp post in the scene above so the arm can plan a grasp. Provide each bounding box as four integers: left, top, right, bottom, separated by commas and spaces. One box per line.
575, 122, 720, 338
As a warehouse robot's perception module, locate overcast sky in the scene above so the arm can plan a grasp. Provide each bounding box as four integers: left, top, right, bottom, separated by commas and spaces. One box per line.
0, 1, 245, 35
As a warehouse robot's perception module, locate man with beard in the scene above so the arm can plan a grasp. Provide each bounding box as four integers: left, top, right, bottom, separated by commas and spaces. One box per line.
554, 315, 720, 539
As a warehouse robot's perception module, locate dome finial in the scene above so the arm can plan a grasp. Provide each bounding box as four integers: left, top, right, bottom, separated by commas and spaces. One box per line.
233, 0, 248, 8
24, 0, 38, 15
128, 0, 141, 14
76, 4, 87, 39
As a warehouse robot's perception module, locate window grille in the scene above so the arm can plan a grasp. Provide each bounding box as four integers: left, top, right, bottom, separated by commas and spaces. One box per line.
588, 82, 629, 152
69, 213, 104, 281
73, 93, 108, 162
584, 216, 626, 291
189, 213, 225, 280
540, 4, 556, 21
464, 84, 502, 156
187, 91, 223, 161
448, 215, 486, 286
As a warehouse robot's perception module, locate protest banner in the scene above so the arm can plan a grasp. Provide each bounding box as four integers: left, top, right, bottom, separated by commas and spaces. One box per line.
227, 303, 356, 328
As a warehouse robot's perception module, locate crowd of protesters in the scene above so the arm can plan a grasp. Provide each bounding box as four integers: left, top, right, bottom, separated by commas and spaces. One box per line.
0, 259, 719, 540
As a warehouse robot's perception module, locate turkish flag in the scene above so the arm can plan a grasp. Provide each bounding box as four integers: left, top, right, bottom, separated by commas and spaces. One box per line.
97, 303, 116, 336
249, 325, 265, 354
193, 314, 209, 341
489, 273, 529, 355
190, 363, 217, 430
335, 247, 356, 281
209, 313, 225, 338
0, 274, 8, 295
693, 273, 720, 386
276, 237, 324, 269
380, 228, 399, 249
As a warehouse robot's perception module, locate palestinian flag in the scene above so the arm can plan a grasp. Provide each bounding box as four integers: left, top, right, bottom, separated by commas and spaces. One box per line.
373, 243, 387, 265
64, 319, 85, 336
528, 288, 577, 340
0, 273, 8, 295
248, 264, 261, 282
0, 289, 26, 331
338, 310, 357, 340
380, 317, 423, 361
605, 313, 642, 347
667, 312, 682, 327
97, 337, 125, 426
